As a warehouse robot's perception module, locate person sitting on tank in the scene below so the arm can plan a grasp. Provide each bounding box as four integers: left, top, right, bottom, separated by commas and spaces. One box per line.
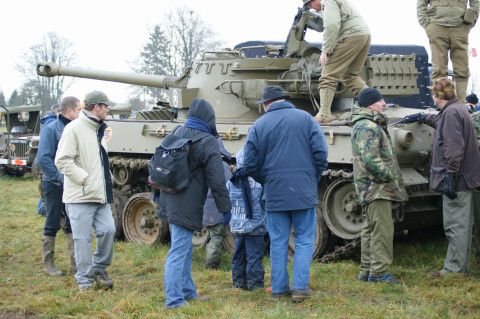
303, 0, 371, 123
351, 88, 407, 284
229, 146, 267, 291
202, 138, 233, 270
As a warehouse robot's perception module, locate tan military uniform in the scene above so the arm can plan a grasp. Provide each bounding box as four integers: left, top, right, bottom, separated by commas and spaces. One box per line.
417, 0, 479, 101
316, 0, 370, 123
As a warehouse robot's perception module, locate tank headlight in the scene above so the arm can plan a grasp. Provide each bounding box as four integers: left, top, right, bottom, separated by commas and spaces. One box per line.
28, 141, 32, 148
9, 144, 15, 152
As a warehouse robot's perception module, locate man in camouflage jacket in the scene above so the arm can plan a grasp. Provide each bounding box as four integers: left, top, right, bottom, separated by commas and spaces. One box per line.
351, 88, 408, 284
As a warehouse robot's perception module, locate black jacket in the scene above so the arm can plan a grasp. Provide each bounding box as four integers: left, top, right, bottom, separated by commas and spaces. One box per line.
156, 99, 231, 231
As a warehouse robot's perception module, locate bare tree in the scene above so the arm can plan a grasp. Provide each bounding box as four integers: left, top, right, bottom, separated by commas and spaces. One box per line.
16, 32, 76, 111
133, 8, 223, 102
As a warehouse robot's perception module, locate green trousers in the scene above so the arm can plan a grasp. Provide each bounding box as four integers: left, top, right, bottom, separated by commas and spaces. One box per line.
443, 191, 474, 273
205, 223, 226, 269
426, 24, 470, 101
359, 199, 394, 276
319, 35, 370, 95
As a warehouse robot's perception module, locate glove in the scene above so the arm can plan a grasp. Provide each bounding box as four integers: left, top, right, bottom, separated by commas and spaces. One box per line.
443, 172, 458, 200
230, 167, 247, 183
399, 113, 427, 124
223, 212, 232, 226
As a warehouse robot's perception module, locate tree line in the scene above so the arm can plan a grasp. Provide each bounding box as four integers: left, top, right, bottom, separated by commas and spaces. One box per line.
1, 8, 221, 110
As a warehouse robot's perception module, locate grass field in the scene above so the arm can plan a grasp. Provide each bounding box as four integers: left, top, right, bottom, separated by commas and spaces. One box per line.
1, 176, 480, 318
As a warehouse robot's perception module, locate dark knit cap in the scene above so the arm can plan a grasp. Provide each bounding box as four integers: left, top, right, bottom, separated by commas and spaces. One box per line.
358, 88, 384, 107
466, 93, 478, 104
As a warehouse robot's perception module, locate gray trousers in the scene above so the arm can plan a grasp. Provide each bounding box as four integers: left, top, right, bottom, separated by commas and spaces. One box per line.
473, 189, 480, 261
442, 191, 474, 273
66, 203, 116, 287
205, 223, 225, 268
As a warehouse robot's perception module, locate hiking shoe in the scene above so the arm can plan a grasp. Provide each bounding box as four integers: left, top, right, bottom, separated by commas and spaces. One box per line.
291, 288, 313, 303
358, 272, 369, 282
368, 274, 401, 284
94, 271, 113, 289
429, 269, 451, 278
271, 290, 291, 299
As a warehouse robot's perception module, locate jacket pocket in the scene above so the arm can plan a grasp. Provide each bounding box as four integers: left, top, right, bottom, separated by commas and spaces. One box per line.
464, 8, 476, 24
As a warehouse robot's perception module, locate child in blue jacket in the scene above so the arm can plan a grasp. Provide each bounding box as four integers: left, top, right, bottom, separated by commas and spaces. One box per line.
228, 147, 266, 290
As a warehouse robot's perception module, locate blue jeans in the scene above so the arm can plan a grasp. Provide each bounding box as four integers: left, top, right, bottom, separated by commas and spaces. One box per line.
266, 208, 316, 294
232, 234, 265, 290
43, 180, 71, 236
164, 224, 197, 308
66, 203, 115, 288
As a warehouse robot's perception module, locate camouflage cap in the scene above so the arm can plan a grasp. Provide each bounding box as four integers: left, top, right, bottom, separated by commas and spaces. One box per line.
302, 0, 312, 5
84, 90, 115, 107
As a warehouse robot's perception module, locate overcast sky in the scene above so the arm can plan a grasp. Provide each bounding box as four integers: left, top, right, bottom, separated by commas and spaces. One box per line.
1, 0, 479, 103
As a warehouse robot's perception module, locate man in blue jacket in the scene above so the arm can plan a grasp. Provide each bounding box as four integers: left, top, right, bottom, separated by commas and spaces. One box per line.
242, 86, 328, 302
37, 96, 81, 276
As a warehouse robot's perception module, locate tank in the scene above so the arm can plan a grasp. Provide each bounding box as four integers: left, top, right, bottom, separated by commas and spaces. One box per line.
36, 7, 441, 258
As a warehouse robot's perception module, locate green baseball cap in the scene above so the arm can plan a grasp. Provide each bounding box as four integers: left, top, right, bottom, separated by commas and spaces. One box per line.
84, 90, 115, 107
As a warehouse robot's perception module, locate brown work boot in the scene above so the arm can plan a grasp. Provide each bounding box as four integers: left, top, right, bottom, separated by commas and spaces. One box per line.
316, 88, 336, 123
42, 236, 64, 276
66, 233, 76, 275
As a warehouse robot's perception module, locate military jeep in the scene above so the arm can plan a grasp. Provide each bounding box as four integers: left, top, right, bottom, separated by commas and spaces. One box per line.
0, 105, 41, 176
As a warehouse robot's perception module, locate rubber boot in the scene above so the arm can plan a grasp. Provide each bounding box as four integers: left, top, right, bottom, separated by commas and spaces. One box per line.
66, 233, 77, 275
315, 88, 335, 123
42, 236, 64, 276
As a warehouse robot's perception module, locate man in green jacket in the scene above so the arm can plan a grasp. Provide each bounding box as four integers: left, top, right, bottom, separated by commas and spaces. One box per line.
351, 88, 408, 284
303, 0, 371, 123
417, 0, 479, 101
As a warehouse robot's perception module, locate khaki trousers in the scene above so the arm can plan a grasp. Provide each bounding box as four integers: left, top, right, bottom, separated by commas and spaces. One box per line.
426, 24, 470, 101
442, 191, 474, 273
319, 35, 371, 95
359, 199, 394, 275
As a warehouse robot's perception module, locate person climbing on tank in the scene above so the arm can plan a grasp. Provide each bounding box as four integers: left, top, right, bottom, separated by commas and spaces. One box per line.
303, 0, 371, 123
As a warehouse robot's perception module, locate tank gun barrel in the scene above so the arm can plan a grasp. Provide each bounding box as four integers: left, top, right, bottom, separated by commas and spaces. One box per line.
36, 63, 180, 88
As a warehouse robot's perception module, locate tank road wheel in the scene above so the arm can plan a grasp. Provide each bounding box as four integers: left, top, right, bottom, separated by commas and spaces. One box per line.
288, 205, 330, 259
112, 165, 131, 187
122, 193, 168, 245
323, 178, 363, 240
192, 227, 209, 247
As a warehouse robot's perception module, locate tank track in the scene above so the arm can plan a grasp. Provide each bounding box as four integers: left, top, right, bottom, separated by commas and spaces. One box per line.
319, 238, 360, 263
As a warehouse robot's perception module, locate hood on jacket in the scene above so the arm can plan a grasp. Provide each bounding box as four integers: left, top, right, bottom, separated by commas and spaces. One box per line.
351, 107, 387, 126
41, 112, 57, 125
188, 99, 217, 136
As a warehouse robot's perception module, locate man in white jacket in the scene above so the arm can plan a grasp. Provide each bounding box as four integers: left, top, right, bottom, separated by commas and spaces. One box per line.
55, 91, 116, 291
